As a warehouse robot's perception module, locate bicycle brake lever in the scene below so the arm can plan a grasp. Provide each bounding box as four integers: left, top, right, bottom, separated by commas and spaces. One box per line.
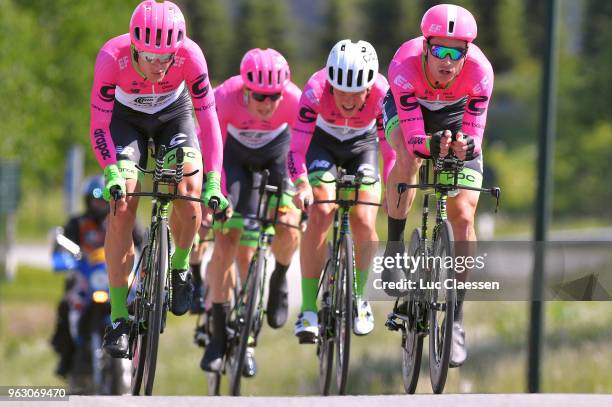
396, 184, 407, 209
491, 187, 501, 213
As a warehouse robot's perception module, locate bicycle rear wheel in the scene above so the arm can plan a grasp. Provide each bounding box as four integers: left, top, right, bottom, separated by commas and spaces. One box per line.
318, 251, 334, 395
143, 220, 169, 395
229, 248, 263, 396
401, 228, 424, 394
428, 220, 455, 394
335, 234, 354, 395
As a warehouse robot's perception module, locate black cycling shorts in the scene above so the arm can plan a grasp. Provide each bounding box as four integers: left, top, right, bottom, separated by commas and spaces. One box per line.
223, 127, 294, 220
109, 87, 201, 179
305, 126, 380, 192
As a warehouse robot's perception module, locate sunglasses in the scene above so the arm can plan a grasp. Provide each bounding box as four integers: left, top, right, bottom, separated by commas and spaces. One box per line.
250, 91, 282, 102
138, 50, 175, 64
428, 44, 467, 61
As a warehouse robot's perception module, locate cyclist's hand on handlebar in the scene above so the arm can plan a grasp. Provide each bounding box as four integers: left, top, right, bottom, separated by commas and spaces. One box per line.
103, 164, 126, 202
293, 179, 313, 212
430, 130, 452, 159
450, 132, 476, 161
202, 171, 229, 211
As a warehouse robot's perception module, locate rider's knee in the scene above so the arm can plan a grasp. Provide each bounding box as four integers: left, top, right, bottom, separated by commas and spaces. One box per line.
451, 210, 475, 239
309, 204, 334, 231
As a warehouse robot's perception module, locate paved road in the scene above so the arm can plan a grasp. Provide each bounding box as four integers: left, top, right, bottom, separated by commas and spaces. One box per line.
3, 394, 612, 407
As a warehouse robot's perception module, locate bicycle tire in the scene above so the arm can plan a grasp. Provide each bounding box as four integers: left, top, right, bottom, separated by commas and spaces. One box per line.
130, 244, 151, 396
401, 228, 425, 394
229, 248, 263, 396
428, 219, 455, 394
318, 253, 334, 395
143, 220, 169, 395
335, 234, 354, 395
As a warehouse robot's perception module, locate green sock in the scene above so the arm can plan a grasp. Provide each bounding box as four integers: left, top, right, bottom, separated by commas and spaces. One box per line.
356, 268, 368, 298
171, 246, 191, 271
110, 286, 129, 322
300, 277, 319, 313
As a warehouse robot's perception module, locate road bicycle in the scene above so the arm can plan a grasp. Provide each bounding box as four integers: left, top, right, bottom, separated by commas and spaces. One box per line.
385, 156, 500, 394
311, 169, 380, 395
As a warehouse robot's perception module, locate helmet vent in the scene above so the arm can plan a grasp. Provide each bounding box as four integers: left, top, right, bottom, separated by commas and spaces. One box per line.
145, 28, 151, 45
448, 21, 455, 34
328, 66, 334, 81
167, 30, 173, 46
337, 68, 343, 85
356, 70, 363, 87
268, 70, 273, 85
177, 30, 184, 43
346, 69, 353, 87
367, 70, 374, 83
156, 29, 162, 47
134, 27, 141, 41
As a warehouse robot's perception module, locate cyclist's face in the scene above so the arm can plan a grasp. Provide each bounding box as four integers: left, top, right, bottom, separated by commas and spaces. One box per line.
246, 89, 282, 121
423, 37, 468, 87
137, 56, 173, 83
332, 88, 369, 118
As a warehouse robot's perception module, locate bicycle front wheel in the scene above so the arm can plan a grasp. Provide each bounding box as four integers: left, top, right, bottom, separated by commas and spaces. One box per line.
401, 228, 424, 394
318, 247, 334, 395
428, 220, 455, 394
143, 220, 169, 396
229, 248, 263, 396
335, 234, 354, 395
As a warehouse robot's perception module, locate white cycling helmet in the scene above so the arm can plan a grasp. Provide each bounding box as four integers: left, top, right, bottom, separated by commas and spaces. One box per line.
326, 39, 379, 93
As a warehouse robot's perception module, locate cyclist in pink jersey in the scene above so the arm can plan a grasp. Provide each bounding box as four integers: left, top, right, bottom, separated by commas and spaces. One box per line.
90, 1, 228, 358
289, 40, 396, 342
200, 48, 302, 375
383, 4, 494, 368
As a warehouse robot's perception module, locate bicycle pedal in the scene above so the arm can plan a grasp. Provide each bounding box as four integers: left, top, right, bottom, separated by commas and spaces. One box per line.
385, 318, 400, 331
297, 333, 317, 344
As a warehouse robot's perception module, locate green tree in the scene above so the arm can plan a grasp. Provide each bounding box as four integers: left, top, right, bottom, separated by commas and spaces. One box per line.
364, 0, 421, 75
319, 0, 363, 60
233, 0, 295, 72
179, 0, 234, 83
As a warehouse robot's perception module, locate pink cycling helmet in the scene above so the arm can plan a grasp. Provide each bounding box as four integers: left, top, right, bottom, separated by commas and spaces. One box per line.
421, 4, 477, 43
130, 1, 186, 53
240, 48, 291, 93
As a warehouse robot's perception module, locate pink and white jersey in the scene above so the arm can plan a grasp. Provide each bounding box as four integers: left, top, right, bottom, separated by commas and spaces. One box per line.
388, 37, 494, 156
288, 69, 396, 183
89, 34, 222, 173
214, 75, 302, 149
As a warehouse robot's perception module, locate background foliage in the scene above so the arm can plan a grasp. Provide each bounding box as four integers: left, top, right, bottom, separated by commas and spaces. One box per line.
0, 0, 610, 228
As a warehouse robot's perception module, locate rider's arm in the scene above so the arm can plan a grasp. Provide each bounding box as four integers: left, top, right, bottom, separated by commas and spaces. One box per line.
373, 77, 396, 184
90, 48, 119, 168
183, 39, 223, 174
388, 59, 429, 157
287, 74, 322, 183
459, 56, 494, 157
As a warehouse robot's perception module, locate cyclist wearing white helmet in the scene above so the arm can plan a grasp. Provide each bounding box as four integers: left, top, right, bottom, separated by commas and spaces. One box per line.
383, 4, 495, 368
289, 39, 396, 341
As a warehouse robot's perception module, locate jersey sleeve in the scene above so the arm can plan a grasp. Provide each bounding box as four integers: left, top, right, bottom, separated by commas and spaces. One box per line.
373, 77, 396, 184
460, 59, 494, 155
184, 43, 223, 173
287, 77, 321, 182
213, 85, 230, 145
388, 59, 430, 156
90, 48, 119, 169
